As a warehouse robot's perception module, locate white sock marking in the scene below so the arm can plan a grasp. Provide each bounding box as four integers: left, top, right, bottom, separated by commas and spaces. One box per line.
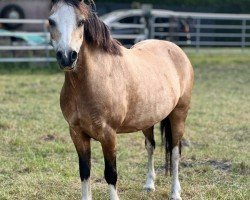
109, 185, 119, 200
143, 139, 156, 191
171, 146, 182, 200
81, 179, 92, 200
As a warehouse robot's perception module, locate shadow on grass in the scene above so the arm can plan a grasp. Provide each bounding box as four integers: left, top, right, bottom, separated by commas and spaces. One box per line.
0, 62, 61, 75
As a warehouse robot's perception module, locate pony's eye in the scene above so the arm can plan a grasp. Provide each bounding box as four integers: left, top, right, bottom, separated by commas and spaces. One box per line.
48, 19, 56, 27
77, 20, 84, 27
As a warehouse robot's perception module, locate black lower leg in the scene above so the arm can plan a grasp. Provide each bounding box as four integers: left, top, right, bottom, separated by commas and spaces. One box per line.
78, 152, 91, 181
179, 141, 182, 156
70, 128, 91, 182
104, 158, 117, 187
144, 126, 155, 149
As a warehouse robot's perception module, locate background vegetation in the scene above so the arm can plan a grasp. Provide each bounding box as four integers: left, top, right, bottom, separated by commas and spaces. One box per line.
95, 0, 250, 13
0, 49, 249, 199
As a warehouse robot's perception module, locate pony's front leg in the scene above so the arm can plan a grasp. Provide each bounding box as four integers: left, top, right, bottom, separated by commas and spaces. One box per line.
70, 128, 92, 200
100, 130, 119, 200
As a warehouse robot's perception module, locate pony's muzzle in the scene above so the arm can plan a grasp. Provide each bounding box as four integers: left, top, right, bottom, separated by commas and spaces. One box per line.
56, 50, 78, 70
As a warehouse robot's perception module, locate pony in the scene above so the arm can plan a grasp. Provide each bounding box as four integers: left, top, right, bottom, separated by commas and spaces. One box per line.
48, 0, 194, 199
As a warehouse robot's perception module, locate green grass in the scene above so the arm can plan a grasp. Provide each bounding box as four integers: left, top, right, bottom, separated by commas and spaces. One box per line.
0, 50, 249, 200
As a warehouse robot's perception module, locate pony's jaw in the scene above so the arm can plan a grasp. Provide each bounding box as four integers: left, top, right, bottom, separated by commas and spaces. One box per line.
49, 2, 84, 69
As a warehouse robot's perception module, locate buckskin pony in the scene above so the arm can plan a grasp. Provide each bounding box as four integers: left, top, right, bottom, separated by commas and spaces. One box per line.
48, 0, 194, 199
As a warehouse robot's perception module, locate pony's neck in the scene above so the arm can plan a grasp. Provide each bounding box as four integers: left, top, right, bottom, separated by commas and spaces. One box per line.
64, 42, 117, 85
77, 42, 104, 71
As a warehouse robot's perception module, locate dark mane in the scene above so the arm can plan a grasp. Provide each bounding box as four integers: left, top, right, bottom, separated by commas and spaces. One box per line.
52, 0, 122, 55
84, 12, 121, 55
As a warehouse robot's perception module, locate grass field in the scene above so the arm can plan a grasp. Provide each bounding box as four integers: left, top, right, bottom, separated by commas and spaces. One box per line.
0, 50, 249, 200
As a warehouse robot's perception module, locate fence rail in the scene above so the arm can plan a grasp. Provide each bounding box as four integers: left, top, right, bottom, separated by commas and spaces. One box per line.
150, 11, 250, 48
104, 9, 250, 48
1, 10, 250, 63
0, 18, 55, 63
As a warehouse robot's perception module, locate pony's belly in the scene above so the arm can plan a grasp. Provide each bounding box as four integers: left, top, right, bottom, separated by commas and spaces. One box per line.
117, 123, 157, 133
117, 113, 167, 133
117, 104, 175, 133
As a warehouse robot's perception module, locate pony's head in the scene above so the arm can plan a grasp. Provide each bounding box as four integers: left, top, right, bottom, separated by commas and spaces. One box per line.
49, 0, 120, 71
49, 0, 88, 70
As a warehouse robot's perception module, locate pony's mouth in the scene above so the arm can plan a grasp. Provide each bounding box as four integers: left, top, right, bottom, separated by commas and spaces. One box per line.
60, 61, 77, 72
63, 66, 74, 71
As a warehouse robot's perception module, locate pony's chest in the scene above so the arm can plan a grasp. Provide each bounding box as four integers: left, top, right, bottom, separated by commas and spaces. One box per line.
60, 91, 108, 136
60, 93, 80, 125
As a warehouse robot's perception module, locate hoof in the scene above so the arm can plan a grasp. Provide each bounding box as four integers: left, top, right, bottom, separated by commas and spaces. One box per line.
143, 185, 155, 192
170, 195, 182, 200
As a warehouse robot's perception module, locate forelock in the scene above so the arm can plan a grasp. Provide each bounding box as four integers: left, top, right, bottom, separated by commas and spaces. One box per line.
52, 0, 95, 8
53, 0, 82, 8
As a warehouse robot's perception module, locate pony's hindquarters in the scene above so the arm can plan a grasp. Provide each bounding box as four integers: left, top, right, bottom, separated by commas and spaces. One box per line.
158, 41, 193, 200
161, 103, 190, 200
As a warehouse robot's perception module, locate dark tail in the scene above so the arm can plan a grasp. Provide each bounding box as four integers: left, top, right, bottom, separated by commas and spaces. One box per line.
160, 117, 172, 176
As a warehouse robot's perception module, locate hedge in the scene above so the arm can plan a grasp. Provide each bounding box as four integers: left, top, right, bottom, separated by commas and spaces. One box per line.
95, 0, 250, 13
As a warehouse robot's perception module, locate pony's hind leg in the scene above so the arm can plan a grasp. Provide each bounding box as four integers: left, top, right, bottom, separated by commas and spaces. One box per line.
70, 128, 92, 200
169, 106, 189, 200
142, 126, 156, 191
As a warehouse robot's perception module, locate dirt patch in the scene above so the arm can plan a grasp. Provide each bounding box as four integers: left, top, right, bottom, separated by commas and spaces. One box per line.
0, 122, 11, 130
181, 158, 232, 172
232, 162, 250, 175
206, 160, 232, 171
17, 167, 31, 174
42, 134, 56, 141
233, 130, 249, 142
189, 141, 210, 149
40, 133, 69, 143
0, 169, 8, 174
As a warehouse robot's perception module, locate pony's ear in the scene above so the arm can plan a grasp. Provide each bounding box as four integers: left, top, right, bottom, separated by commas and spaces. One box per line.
86, 0, 96, 11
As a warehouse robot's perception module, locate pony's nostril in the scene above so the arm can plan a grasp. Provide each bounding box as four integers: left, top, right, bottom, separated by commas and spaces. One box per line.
56, 51, 63, 61
71, 51, 78, 62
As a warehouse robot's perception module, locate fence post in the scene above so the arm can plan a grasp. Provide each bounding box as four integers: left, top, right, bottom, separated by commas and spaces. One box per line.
150, 16, 155, 39
43, 20, 50, 66
241, 19, 246, 50
142, 4, 152, 39
195, 18, 201, 51
169, 16, 176, 42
